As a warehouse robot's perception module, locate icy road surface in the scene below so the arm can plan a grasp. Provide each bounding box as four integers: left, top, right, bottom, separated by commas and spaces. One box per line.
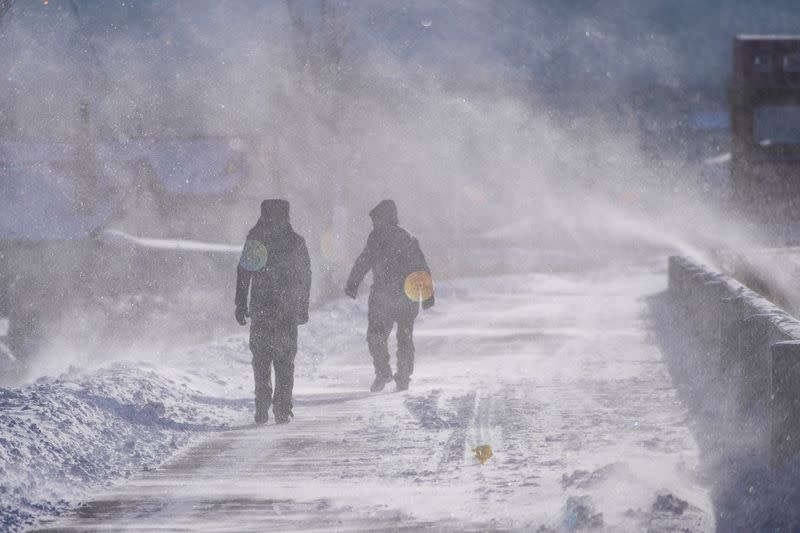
34, 261, 712, 531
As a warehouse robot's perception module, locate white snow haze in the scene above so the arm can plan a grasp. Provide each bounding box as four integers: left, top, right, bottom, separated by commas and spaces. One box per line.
3, 1, 800, 531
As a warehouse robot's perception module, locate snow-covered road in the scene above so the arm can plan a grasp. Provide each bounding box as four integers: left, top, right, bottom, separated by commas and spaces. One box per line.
32, 259, 713, 531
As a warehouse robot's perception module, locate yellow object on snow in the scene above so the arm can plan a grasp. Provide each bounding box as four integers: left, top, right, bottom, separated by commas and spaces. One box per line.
473, 445, 493, 464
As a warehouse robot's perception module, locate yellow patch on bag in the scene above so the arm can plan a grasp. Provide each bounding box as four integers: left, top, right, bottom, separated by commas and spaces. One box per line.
404, 271, 434, 302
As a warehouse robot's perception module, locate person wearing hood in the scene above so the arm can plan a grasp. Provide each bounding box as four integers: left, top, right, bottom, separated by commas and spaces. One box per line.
345, 199, 434, 392
236, 199, 311, 424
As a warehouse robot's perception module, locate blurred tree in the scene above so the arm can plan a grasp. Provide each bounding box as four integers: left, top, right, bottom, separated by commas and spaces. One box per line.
0, 2, 14, 134
0, 1, 12, 21
284, 0, 353, 301
285, 0, 348, 99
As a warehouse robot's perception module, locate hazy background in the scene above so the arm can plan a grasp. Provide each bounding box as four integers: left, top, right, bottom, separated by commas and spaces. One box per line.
2, 0, 800, 381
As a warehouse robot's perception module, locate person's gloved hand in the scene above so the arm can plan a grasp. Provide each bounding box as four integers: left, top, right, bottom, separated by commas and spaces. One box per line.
422, 295, 435, 310
344, 286, 357, 299
235, 306, 249, 326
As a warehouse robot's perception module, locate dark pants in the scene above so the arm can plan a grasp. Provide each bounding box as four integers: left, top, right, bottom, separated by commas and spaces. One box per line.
367, 289, 418, 381
249, 319, 297, 420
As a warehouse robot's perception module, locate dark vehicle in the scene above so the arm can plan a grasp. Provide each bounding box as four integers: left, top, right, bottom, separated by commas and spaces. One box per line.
0, 3, 265, 370
730, 35, 800, 214
0, 136, 251, 372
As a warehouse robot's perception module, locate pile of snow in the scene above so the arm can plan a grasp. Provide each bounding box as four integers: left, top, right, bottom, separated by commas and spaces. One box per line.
0, 293, 350, 532
0, 337, 256, 532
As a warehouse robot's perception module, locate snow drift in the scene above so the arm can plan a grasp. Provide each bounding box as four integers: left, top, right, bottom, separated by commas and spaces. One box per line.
0, 337, 254, 531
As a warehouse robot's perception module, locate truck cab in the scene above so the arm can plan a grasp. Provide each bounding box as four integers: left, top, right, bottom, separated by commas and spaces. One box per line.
730, 36, 800, 214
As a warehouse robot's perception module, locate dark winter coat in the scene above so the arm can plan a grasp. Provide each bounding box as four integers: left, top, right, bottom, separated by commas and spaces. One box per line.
345, 200, 433, 308
236, 200, 311, 324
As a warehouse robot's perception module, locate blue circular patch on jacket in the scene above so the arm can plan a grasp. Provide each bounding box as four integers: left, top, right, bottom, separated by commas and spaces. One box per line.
239, 239, 268, 271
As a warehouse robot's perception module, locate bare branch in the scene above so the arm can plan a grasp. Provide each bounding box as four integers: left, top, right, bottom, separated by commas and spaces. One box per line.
285, 0, 313, 71
0, 0, 14, 23
321, 0, 348, 69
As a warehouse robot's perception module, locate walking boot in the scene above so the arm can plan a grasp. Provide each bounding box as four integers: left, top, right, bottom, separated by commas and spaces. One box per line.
370, 375, 393, 392
394, 374, 410, 392
275, 410, 294, 425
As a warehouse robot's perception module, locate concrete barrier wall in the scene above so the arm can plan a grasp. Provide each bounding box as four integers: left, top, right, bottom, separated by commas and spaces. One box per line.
668, 255, 800, 466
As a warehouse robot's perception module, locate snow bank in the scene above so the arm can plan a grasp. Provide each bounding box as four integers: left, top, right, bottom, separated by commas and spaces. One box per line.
0, 292, 351, 532
0, 337, 254, 532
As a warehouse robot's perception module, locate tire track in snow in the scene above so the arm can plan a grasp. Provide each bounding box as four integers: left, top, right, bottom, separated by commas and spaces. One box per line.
402, 390, 477, 473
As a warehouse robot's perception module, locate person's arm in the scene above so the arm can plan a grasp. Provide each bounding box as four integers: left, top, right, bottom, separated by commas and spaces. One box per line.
345, 232, 377, 298
235, 252, 252, 325
413, 239, 435, 310
294, 238, 312, 324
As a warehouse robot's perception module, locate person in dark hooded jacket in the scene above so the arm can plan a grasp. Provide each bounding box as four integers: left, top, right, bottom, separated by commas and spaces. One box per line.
236, 199, 311, 424
345, 199, 434, 392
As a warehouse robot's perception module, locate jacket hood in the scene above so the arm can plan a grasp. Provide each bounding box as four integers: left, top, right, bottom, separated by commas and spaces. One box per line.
249, 199, 291, 238
369, 199, 398, 226
261, 199, 290, 223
